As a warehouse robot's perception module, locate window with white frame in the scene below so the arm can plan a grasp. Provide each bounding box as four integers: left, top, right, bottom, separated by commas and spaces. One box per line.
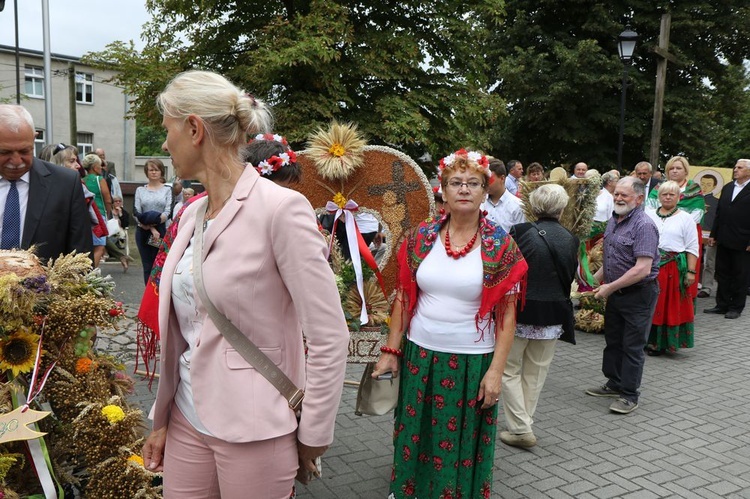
75, 72, 94, 104
77, 132, 94, 155
34, 130, 45, 157
24, 66, 45, 98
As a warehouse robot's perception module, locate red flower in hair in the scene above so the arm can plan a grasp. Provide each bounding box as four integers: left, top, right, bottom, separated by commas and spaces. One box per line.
268, 156, 284, 169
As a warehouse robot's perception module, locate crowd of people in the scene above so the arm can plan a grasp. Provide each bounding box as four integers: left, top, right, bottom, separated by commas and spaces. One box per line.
3, 66, 750, 497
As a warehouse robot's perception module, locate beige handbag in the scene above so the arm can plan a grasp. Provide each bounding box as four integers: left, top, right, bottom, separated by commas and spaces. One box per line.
355, 363, 399, 416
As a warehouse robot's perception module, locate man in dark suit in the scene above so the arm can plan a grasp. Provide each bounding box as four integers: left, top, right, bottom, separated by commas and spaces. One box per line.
634, 161, 662, 199
704, 159, 750, 319
0, 104, 92, 262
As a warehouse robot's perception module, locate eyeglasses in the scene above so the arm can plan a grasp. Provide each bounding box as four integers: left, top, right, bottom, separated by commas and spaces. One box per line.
446, 180, 484, 191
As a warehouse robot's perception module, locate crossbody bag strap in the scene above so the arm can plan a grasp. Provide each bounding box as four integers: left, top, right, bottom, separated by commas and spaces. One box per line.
530, 222, 571, 295
192, 202, 304, 411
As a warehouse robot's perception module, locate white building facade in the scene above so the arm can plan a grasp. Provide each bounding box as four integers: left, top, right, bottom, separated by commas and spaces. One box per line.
0, 44, 136, 180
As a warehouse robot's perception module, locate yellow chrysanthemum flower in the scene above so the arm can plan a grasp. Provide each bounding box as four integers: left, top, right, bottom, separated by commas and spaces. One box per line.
127, 454, 144, 467
0, 328, 40, 377
332, 192, 348, 209
101, 404, 126, 424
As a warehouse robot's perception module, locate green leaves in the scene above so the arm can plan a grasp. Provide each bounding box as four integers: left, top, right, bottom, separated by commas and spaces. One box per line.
86, 0, 750, 169
85, 0, 507, 161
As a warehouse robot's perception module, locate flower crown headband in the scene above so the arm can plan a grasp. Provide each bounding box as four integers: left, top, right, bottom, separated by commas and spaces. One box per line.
249, 134, 297, 176
438, 148, 491, 180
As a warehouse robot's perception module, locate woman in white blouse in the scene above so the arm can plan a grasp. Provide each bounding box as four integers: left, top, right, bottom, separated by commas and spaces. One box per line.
645, 181, 700, 356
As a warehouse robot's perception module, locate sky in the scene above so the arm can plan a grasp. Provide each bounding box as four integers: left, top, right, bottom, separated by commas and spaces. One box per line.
0, 0, 150, 57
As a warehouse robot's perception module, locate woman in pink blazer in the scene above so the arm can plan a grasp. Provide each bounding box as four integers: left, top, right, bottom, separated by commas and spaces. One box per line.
141, 70, 349, 498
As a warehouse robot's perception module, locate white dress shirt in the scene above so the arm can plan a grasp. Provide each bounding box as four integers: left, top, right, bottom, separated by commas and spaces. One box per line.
481, 189, 525, 232
594, 188, 614, 222
0, 171, 31, 240
505, 175, 520, 195
732, 178, 749, 201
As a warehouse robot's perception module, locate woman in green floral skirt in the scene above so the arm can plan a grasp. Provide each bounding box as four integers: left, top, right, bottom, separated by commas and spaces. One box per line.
373, 150, 528, 498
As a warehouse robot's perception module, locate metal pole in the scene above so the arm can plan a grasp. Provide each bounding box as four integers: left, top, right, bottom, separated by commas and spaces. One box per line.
616, 63, 629, 172
42, 0, 53, 143
13, 0, 20, 104
68, 63, 77, 145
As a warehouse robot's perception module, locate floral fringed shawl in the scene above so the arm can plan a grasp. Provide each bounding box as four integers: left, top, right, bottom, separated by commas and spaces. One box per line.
646, 180, 706, 223
397, 213, 528, 340
135, 192, 207, 386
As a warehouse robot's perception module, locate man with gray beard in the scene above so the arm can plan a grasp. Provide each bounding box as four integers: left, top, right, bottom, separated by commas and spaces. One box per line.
0, 104, 91, 261
585, 177, 659, 414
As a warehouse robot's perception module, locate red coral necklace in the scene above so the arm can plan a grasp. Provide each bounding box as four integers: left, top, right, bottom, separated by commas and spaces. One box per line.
444, 223, 479, 259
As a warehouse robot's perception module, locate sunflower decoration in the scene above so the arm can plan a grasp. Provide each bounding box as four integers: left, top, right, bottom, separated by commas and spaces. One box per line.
0, 327, 41, 376
306, 120, 367, 181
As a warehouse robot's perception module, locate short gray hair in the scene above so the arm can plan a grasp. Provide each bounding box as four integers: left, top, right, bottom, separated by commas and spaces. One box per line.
634, 161, 653, 173
658, 180, 681, 196
529, 184, 569, 219
0, 104, 34, 133
601, 171, 619, 187
617, 176, 645, 197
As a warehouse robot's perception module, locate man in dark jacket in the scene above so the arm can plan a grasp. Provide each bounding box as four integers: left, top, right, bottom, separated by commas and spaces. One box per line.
704, 159, 750, 319
0, 104, 92, 262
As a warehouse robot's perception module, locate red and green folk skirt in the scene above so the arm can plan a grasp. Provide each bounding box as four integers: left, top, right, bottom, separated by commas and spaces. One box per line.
648, 257, 696, 352
388, 340, 497, 499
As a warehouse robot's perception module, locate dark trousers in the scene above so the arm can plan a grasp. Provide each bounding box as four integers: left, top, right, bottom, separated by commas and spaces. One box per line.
602, 281, 659, 403
135, 225, 165, 284
715, 244, 750, 313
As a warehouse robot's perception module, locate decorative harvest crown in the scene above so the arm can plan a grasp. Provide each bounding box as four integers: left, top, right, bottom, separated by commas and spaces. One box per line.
438, 148, 490, 180
248, 134, 298, 176
306, 121, 367, 181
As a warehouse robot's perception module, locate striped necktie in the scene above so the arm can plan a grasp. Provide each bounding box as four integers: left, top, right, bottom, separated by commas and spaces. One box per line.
1, 180, 21, 249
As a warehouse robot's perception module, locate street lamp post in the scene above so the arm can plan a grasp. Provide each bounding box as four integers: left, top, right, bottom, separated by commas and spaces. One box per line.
616, 28, 638, 171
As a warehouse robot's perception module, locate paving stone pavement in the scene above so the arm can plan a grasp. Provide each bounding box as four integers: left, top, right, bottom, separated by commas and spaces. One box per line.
96, 262, 750, 498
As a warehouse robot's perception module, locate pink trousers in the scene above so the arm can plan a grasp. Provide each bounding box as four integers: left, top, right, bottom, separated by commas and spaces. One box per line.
163, 407, 298, 498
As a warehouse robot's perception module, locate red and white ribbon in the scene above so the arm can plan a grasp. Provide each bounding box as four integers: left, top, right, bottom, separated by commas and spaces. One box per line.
326, 200, 369, 324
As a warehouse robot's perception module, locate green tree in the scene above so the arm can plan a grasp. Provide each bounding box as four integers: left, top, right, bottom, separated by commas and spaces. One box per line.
135, 124, 168, 156
702, 63, 750, 167
85, 0, 507, 160
486, 1, 750, 170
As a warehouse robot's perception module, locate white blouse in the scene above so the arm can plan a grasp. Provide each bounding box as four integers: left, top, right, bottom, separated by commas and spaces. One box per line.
645, 208, 700, 257
594, 189, 614, 222
172, 220, 213, 435
408, 236, 496, 354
